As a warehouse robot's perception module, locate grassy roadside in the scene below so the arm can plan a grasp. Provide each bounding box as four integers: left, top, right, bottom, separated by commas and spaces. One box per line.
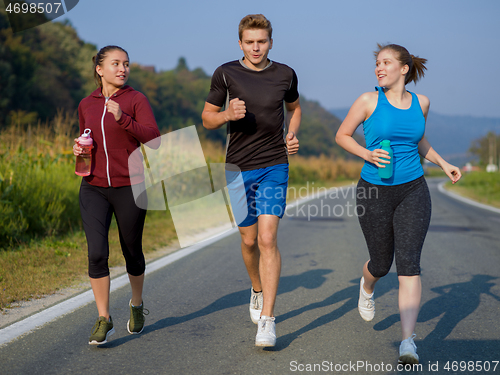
443, 171, 500, 209
0, 211, 178, 311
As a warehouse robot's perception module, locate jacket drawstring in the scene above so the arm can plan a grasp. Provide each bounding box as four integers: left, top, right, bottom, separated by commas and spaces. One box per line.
101, 97, 111, 187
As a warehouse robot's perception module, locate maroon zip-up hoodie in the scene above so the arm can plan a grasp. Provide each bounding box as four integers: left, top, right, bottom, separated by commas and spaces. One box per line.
78, 85, 160, 187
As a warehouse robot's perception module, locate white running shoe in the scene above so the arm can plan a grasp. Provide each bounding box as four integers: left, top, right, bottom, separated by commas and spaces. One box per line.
255, 316, 276, 347
249, 288, 263, 324
358, 277, 375, 321
399, 333, 419, 364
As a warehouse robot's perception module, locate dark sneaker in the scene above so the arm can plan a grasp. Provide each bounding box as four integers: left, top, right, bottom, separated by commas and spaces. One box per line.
127, 300, 149, 334
89, 316, 115, 345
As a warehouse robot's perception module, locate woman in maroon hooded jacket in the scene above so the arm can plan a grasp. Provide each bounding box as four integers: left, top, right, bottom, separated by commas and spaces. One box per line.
73, 45, 160, 345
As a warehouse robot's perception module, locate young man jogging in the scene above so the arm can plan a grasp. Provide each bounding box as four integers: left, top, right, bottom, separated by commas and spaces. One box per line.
202, 14, 301, 347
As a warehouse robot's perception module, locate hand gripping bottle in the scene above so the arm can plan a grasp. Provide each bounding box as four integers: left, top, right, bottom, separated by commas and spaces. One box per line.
378, 140, 393, 179
75, 129, 93, 176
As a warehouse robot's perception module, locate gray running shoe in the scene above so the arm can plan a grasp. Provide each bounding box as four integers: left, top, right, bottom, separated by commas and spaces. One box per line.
89, 316, 115, 345
399, 333, 419, 364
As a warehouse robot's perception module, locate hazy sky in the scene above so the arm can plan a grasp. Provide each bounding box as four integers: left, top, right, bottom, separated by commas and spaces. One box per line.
54, 0, 500, 117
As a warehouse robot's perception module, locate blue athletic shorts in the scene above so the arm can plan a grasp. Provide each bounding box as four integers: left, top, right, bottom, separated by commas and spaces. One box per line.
226, 163, 289, 227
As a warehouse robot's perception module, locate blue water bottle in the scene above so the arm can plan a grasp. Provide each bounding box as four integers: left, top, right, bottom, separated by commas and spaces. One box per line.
378, 140, 393, 179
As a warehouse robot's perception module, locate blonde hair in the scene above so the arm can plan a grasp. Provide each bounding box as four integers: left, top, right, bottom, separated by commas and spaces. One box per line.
375, 43, 427, 85
238, 14, 272, 41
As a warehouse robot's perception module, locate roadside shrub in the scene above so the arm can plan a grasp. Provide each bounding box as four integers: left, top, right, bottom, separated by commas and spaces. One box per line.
0, 152, 80, 248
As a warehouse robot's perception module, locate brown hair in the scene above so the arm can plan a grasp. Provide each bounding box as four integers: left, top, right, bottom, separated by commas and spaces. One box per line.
92, 45, 129, 87
374, 43, 427, 85
238, 14, 272, 41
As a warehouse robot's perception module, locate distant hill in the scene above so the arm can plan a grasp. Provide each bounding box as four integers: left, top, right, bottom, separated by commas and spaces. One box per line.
329, 108, 350, 123
330, 108, 500, 166
297, 99, 363, 158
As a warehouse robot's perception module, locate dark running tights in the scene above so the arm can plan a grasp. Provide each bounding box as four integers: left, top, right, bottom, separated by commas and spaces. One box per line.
80, 179, 147, 278
356, 176, 431, 277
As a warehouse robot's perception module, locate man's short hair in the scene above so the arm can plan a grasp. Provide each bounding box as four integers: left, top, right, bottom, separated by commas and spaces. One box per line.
238, 14, 272, 41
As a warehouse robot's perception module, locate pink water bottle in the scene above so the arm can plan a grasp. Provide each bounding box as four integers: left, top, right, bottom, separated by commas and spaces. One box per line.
75, 129, 93, 176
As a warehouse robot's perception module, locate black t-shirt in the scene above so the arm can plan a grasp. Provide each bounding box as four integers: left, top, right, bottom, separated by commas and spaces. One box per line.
206, 59, 299, 171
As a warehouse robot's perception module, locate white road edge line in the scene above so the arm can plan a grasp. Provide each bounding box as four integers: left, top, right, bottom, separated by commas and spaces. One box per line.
0, 184, 352, 347
437, 181, 500, 214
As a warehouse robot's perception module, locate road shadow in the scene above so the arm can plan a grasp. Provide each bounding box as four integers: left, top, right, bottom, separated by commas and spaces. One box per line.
104, 268, 332, 348
270, 275, 398, 351
374, 274, 500, 337
372, 274, 500, 367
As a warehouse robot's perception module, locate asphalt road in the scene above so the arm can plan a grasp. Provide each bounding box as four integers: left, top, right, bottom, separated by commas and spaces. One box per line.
1, 178, 499, 375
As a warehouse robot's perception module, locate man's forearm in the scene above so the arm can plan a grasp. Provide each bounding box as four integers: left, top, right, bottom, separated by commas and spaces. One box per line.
202, 110, 229, 130
287, 106, 301, 135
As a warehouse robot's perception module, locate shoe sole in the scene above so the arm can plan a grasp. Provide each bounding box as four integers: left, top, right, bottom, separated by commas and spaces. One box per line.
255, 339, 276, 347
250, 308, 261, 324
127, 320, 144, 334
398, 354, 419, 365
89, 327, 115, 345
358, 307, 374, 322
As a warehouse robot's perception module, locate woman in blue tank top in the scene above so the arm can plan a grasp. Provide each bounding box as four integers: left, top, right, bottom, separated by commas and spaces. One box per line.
336, 44, 461, 365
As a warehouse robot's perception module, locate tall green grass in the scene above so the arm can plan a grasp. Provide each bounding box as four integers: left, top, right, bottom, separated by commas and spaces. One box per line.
0, 153, 80, 244
447, 171, 500, 208
0, 112, 81, 249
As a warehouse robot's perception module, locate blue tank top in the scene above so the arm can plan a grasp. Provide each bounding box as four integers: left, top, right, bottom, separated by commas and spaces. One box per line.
360, 87, 425, 186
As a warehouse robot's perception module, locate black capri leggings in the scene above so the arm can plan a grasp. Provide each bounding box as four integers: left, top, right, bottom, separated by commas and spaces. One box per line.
80, 179, 147, 278
356, 176, 431, 277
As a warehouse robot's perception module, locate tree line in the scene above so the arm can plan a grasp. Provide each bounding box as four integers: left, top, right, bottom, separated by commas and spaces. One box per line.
0, 8, 358, 158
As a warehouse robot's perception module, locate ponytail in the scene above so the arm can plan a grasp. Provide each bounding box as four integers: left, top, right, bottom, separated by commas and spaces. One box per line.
407, 54, 427, 85
375, 44, 427, 85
